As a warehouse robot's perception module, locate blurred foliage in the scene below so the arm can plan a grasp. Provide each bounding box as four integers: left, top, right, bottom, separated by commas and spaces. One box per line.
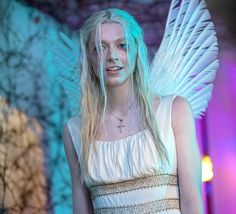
0, 98, 46, 213
0, 0, 73, 212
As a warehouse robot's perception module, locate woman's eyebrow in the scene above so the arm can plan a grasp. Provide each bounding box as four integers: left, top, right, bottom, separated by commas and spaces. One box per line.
116, 38, 126, 42
101, 37, 126, 44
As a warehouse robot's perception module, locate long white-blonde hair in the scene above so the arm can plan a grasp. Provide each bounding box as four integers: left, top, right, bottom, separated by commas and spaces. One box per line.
78, 8, 168, 182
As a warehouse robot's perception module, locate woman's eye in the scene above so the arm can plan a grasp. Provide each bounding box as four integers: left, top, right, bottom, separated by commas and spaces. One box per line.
93, 45, 105, 54
118, 43, 127, 49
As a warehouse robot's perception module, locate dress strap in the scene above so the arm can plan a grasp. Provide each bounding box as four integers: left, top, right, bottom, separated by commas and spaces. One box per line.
156, 94, 177, 128
156, 94, 178, 171
66, 116, 81, 159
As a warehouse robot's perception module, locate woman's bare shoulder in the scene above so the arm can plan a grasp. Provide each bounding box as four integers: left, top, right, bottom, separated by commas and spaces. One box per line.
172, 95, 192, 118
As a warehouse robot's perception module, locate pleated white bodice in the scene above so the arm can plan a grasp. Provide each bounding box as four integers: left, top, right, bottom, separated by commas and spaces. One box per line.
67, 95, 181, 214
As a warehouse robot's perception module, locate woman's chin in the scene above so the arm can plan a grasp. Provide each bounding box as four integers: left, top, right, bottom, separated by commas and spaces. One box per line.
105, 76, 131, 88
106, 80, 122, 87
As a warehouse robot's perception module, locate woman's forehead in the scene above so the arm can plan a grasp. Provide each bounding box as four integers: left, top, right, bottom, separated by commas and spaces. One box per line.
89, 23, 123, 41
88, 22, 134, 48
100, 23, 124, 40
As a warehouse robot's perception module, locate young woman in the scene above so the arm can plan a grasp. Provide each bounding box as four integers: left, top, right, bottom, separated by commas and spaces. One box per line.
62, 8, 203, 214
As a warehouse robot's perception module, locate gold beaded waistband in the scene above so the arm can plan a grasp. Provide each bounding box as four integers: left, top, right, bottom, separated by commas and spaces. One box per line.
89, 173, 178, 199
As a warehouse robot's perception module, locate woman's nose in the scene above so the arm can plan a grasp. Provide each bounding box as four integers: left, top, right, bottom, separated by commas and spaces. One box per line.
106, 47, 118, 61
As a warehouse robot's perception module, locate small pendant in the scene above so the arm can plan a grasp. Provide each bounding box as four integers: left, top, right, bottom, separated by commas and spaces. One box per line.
117, 119, 125, 133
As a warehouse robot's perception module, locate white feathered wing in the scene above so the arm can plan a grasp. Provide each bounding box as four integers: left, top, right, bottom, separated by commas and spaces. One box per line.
50, 33, 81, 116
151, 0, 219, 119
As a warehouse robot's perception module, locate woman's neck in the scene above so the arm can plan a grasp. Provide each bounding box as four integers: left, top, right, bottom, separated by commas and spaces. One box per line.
107, 80, 137, 113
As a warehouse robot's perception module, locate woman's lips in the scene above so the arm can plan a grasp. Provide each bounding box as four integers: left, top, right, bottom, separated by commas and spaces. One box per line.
106, 66, 123, 74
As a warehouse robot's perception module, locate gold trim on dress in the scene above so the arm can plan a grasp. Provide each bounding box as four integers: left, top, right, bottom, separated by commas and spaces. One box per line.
89, 173, 178, 199
94, 198, 180, 214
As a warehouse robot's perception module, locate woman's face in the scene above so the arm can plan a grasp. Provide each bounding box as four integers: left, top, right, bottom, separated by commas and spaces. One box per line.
88, 22, 137, 87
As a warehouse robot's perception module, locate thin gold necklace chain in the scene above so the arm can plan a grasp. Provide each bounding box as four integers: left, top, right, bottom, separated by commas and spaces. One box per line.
107, 98, 137, 121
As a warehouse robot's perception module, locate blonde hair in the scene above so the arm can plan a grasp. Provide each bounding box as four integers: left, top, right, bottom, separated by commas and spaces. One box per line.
78, 8, 168, 182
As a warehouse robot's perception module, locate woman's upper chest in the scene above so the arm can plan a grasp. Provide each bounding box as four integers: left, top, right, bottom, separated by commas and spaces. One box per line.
98, 105, 145, 142
97, 97, 161, 142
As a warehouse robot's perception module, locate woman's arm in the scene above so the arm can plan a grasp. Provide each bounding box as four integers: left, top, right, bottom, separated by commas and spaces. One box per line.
62, 125, 94, 214
172, 96, 204, 214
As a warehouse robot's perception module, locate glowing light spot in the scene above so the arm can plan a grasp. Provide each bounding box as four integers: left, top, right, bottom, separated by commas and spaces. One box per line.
202, 155, 214, 182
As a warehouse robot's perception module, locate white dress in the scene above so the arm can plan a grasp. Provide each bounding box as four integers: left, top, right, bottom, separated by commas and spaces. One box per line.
67, 95, 181, 214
